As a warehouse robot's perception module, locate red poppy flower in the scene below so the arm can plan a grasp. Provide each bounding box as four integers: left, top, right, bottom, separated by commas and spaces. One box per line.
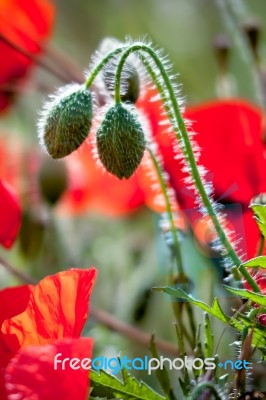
0, 0, 54, 112
0, 179, 21, 248
137, 88, 266, 259
0, 267, 97, 399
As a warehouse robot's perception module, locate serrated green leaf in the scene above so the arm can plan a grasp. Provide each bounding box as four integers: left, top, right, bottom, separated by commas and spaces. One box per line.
224, 286, 266, 307
154, 287, 266, 354
90, 370, 166, 400
242, 256, 266, 269
250, 204, 266, 238
154, 287, 230, 324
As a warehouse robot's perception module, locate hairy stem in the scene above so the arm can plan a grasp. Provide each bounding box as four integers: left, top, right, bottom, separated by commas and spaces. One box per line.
114, 43, 260, 292
147, 147, 184, 276
85, 46, 126, 89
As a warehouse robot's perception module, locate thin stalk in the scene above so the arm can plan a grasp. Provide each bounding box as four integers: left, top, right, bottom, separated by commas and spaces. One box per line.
114, 43, 260, 293
0, 256, 37, 284
147, 147, 184, 276
257, 235, 265, 257
0, 34, 70, 83
215, 0, 265, 108
148, 147, 195, 348
85, 46, 126, 89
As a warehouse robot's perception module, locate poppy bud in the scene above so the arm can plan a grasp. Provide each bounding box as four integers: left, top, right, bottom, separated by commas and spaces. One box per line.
38, 84, 93, 159
243, 19, 261, 62
257, 313, 266, 326
38, 158, 68, 205
213, 33, 231, 74
96, 103, 145, 179
99, 37, 140, 103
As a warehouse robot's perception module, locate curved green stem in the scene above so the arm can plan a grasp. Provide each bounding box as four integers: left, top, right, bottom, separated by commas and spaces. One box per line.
189, 382, 222, 400
148, 147, 196, 349
147, 147, 184, 276
85, 46, 126, 89
114, 43, 260, 293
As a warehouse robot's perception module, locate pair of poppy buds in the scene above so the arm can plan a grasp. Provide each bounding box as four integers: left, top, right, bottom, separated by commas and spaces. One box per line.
38, 38, 146, 180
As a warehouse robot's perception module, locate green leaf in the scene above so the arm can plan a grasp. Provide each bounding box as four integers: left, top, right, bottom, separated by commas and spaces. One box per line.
204, 313, 214, 359
174, 325, 190, 396
149, 335, 176, 399
250, 204, 266, 238
224, 286, 266, 307
242, 256, 266, 269
154, 287, 266, 356
90, 370, 166, 400
154, 287, 230, 324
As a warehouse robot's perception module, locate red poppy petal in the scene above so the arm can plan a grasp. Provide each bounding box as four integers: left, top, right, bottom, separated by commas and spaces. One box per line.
137, 89, 266, 258
0, 285, 32, 326
0, 0, 54, 112
60, 146, 145, 216
5, 337, 93, 400
1, 268, 97, 353
0, 180, 21, 248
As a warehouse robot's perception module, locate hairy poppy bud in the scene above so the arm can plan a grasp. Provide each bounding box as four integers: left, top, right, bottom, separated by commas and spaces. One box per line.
38, 158, 68, 205
38, 84, 93, 159
99, 37, 140, 103
96, 103, 145, 179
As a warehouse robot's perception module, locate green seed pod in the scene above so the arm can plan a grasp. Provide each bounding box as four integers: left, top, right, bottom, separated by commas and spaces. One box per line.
38, 158, 68, 205
96, 103, 145, 179
38, 84, 93, 159
99, 37, 140, 103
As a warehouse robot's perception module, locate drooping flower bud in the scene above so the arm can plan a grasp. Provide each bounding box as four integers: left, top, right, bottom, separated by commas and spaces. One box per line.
38, 158, 68, 205
96, 103, 145, 179
99, 37, 140, 103
243, 19, 261, 62
38, 84, 93, 159
213, 33, 231, 74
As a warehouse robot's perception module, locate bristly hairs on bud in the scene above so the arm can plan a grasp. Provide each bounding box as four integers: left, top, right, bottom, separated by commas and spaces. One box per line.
95, 101, 146, 179
38, 83, 95, 159
86, 37, 145, 105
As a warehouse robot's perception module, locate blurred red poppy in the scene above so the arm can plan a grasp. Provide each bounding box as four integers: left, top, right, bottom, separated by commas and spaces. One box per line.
137, 88, 266, 259
60, 139, 182, 218
0, 0, 54, 112
60, 145, 145, 217
0, 179, 21, 248
0, 267, 97, 399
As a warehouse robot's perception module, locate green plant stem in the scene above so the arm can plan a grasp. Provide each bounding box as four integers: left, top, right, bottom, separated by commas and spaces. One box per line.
257, 235, 265, 257
147, 147, 184, 276
148, 147, 196, 348
189, 382, 222, 400
114, 43, 260, 293
85, 46, 126, 89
